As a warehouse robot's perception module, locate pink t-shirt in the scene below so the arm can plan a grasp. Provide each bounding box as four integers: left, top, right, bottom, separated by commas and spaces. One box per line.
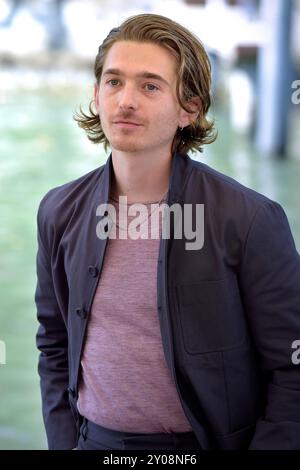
77, 196, 192, 433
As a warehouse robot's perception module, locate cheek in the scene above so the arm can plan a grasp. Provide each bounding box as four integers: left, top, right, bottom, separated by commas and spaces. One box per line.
98, 100, 109, 123
97, 90, 109, 114
156, 105, 180, 130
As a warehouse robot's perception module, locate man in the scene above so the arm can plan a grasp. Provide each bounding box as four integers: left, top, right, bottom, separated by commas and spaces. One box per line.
35, 13, 300, 450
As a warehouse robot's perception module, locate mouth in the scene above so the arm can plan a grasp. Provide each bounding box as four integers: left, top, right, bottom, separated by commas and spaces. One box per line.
113, 121, 143, 128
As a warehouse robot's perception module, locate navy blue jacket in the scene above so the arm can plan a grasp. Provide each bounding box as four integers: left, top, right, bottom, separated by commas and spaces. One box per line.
35, 152, 300, 449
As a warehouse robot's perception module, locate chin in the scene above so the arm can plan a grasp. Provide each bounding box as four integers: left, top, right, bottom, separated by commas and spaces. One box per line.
111, 140, 143, 153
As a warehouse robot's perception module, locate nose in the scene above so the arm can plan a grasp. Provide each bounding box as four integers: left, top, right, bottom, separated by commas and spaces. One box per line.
118, 83, 138, 111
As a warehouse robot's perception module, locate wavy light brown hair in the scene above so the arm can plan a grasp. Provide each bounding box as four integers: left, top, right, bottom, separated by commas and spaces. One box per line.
74, 13, 217, 154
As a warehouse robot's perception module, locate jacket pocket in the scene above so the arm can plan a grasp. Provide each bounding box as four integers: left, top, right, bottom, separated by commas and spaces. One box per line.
215, 424, 256, 449
176, 277, 247, 354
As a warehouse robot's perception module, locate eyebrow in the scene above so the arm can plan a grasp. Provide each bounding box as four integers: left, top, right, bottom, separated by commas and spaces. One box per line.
102, 68, 170, 86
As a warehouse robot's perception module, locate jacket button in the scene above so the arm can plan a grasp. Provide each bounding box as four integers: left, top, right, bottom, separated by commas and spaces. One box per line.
88, 265, 99, 277
76, 307, 87, 319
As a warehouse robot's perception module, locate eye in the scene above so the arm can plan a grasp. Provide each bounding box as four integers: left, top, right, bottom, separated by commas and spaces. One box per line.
107, 79, 120, 86
145, 83, 159, 92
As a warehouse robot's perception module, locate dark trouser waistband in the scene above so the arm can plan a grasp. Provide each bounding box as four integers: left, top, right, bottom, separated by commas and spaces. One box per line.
77, 417, 201, 450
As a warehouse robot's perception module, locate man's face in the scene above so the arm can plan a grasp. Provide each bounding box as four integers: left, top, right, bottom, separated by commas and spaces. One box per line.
95, 40, 192, 155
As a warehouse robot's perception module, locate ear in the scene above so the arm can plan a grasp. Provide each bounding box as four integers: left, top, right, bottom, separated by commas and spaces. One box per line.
179, 96, 202, 128
94, 83, 100, 111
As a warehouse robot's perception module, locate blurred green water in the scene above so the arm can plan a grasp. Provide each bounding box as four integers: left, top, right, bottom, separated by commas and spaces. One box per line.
0, 80, 299, 449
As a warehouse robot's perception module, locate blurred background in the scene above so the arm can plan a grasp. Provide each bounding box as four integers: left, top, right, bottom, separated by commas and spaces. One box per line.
0, 0, 299, 449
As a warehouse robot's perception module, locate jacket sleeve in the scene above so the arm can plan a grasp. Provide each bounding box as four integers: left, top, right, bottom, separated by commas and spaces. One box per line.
35, 196, 77, 450
239, 200, 300, 449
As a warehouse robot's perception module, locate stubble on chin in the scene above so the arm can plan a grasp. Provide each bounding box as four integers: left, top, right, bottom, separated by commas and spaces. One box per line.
107, 131, 144, 153
111, 141, 142, 153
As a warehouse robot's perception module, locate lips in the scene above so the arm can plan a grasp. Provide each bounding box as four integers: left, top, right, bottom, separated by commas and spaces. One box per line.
113, 120, 143, 127
113, 121, 142, 130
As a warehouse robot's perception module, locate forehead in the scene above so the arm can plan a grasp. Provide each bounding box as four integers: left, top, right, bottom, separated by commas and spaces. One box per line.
102, 40, 178, 81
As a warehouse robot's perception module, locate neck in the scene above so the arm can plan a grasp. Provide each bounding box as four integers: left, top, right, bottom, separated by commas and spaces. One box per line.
110, 148, 172, 204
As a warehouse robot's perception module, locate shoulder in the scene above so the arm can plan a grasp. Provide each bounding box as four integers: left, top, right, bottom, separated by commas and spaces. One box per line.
184, 157, 293, 247
187, 157, 284, 215
37, 165, 105, 228
189, 158, 270, 204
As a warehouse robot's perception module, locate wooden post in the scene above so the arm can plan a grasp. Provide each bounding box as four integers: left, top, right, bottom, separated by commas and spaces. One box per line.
255, 0, 293, 157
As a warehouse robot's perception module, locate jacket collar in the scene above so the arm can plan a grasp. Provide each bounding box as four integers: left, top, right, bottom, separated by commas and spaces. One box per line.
167, 152, 194, 204
96, 151, 194, 209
